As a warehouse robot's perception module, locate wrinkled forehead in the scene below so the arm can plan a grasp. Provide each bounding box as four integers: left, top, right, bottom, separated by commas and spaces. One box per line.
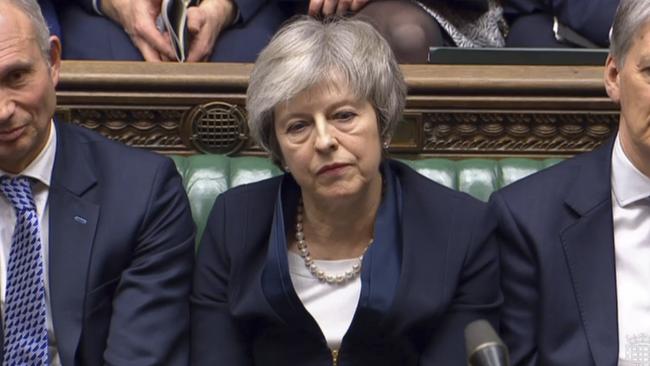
0, 2, 35, 37
0, 5, 41, 60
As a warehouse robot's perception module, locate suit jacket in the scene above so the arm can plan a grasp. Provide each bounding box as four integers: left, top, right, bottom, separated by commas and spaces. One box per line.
491, 137, 618, 365
0, 122, 195, 366
505, 0, 618, 46
192, 159, 501, 365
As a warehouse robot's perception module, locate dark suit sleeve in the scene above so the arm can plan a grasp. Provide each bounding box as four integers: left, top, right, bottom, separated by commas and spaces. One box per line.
103, 159, 195, 366
58, 0, 100, 14
191, 194, 253, 366
550, 0, 618, 46
233, 0, 271, 23
420, 200, 502, 365
490, 191, 538, 366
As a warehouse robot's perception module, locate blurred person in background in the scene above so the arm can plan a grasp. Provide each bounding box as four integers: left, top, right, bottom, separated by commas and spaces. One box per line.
307, 0, 506, 63
505, 0, 619, 47
56, 0, 291, 62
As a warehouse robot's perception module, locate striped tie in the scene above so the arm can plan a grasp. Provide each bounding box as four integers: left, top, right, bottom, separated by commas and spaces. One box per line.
0, 177, 48, 366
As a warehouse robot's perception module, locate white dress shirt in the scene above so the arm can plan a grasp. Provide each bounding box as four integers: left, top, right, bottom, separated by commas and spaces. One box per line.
611, 134, 650, 366
0, 121, 60, 365
288, 251, 361, 350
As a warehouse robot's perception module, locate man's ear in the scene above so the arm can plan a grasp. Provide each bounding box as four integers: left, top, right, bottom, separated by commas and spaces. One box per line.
604, 54, 621, 103
47, 35, 62, 86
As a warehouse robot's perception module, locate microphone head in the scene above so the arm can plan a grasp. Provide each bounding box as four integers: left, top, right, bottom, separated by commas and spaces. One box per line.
465, 320, 509, 366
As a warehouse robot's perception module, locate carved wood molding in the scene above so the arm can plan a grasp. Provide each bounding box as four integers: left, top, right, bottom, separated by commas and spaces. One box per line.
419, 111, 618, 156
56, 61, 620, 157
57, 107, 193, 154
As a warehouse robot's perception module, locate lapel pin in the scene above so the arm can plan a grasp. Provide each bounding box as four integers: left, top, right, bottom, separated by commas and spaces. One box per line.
74, 216, 87, 224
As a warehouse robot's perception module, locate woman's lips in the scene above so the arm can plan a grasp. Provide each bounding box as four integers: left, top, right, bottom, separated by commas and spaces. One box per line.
0, 125, 26, 143
317, 163, 350, 175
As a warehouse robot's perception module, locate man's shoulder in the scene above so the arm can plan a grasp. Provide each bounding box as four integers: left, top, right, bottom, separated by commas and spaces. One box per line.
494, 141, 612, 216
57, 122, 169, 167
500, 147, 604, 196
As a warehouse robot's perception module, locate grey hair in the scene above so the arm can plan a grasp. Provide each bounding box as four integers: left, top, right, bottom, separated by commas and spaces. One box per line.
610, 0, 650, 67
3, 0, 52, 62
246, 16, 407, 164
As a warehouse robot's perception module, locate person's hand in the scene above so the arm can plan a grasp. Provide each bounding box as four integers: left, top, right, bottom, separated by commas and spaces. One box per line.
101, 0, 176, 61
308, 0, 369, 17
185, 0, 237, 62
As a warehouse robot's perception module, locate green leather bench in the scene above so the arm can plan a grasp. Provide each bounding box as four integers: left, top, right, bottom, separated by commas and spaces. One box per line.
171, 155, 561, 243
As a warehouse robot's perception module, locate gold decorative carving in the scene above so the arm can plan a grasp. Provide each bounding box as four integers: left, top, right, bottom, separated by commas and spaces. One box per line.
422, 111, 619, 155
62, 107, 192, 153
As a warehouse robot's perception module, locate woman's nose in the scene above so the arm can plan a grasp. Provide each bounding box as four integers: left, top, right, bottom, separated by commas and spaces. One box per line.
314, 118, 339, 152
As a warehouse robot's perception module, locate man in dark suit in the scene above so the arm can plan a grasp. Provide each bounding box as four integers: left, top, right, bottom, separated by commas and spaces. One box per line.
57, 0, 290, 62
0, 0, 194, 364
492, 0, 650, 364
505, 0, 619, 47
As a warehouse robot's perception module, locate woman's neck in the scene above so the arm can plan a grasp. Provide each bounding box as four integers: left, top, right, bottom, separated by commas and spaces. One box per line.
297, 176, 382, 260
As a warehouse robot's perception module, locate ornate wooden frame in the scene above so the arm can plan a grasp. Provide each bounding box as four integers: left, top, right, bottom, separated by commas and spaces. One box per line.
56, 61, 618, 157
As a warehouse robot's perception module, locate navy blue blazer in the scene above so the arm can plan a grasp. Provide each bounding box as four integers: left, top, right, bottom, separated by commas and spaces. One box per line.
0, 122, 195, 366
491, 137, 618, 365
192, 159, 501, 365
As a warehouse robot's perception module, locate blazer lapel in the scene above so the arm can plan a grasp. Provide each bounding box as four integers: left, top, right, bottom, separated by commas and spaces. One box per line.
261, 176, 323, 338
48, 123, 99, 366
345, 162, 402, 340
374, 161, 450, 331
561, 139, 618, 366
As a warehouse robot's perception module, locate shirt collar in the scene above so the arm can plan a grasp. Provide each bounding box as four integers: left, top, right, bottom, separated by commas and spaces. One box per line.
611, 133, 650, 207
0, 120, 57, 187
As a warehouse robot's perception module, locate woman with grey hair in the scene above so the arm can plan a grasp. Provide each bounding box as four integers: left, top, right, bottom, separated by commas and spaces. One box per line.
192, 16, 500, 365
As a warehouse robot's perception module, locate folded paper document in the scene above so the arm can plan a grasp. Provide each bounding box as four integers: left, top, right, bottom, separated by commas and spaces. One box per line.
156, 0, 197, 62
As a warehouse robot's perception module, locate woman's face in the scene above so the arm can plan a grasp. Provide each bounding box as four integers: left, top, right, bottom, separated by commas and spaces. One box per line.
273, 81, 383, 202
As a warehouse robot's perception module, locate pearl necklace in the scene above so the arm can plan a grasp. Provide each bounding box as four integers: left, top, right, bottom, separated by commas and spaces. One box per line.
295, 200, 373, 285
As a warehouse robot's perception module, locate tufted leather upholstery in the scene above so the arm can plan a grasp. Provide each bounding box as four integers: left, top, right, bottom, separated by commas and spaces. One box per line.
170, 155, 561, 243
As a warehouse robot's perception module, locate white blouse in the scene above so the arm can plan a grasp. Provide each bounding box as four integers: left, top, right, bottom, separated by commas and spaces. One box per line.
288, 251, 361, 349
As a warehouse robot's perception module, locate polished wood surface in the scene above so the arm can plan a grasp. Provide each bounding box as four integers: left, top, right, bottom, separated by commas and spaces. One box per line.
56, 61, 619, 157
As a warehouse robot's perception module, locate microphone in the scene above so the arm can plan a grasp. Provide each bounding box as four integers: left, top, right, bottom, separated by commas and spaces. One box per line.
465, 320, 510, 366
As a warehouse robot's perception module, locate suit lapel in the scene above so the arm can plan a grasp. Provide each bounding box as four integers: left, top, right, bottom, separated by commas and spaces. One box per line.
369, 161, 449, 333
48, 123, 99, 366
260, 176, 323, 337
561, 139, 618, 366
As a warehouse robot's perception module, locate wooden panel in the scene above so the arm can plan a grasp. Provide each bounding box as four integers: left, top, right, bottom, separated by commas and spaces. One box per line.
55, 61, 619, 157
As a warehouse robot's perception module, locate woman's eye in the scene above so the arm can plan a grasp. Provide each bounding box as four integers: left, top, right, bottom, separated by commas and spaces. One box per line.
334, 111, 356, 121
286, 121, 307, 134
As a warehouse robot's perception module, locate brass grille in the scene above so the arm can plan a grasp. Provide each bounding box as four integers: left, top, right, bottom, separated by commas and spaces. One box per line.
182, 102, 248, 154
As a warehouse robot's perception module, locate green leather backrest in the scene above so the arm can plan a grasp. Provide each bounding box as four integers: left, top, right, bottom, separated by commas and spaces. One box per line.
170, 155, 561, 244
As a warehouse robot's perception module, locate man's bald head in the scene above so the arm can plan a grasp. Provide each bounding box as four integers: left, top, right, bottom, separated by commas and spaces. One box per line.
0, 0, 51, 63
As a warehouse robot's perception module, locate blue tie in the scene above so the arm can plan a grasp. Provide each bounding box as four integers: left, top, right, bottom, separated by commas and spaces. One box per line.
0, 177, 48, 366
